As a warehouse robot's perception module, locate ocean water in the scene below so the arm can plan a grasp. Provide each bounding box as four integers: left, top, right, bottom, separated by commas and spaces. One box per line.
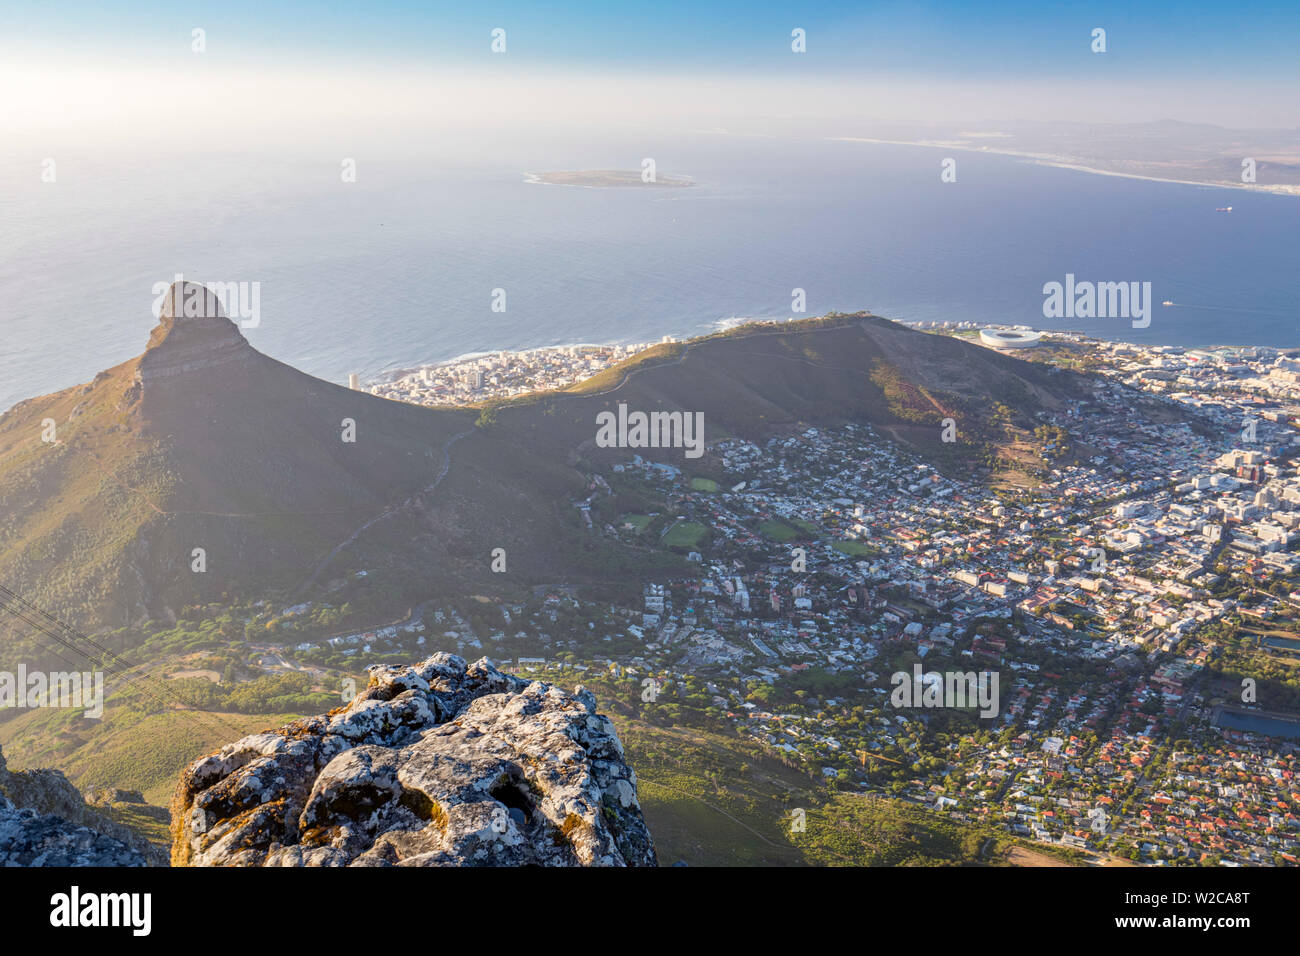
2, 134, 1297, 412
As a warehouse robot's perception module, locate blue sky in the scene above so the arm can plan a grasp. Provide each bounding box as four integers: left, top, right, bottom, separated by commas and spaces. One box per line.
1, 1, 1296, 136
4, 0, 1298, 78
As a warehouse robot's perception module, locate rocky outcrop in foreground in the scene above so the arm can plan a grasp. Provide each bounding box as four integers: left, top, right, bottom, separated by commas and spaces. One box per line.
0, 797, 152, 866
172, 654, 657, 866
0, 745, 156, 866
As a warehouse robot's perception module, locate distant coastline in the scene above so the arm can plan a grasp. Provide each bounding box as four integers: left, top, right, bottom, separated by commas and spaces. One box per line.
362, 317, 1300, 400
831, 136, 1300, 197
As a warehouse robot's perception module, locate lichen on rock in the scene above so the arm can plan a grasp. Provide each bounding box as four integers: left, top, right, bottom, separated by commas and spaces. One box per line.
172, 654, 657, 867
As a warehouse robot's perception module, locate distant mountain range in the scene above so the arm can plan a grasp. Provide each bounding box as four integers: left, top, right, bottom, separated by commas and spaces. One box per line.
0, 285, 1092, 648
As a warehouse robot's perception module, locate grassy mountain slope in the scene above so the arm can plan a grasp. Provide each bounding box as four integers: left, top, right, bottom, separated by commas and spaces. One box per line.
482, 314, 1083, 456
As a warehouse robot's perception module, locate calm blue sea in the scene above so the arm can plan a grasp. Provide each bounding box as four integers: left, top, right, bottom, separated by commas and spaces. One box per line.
2, 134, 1297, 412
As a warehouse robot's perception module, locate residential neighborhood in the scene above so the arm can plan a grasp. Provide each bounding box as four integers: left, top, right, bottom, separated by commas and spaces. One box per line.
269, 328, 1300, 866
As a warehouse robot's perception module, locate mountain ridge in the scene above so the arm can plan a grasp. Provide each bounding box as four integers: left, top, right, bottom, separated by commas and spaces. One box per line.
0, 288, 1090, 650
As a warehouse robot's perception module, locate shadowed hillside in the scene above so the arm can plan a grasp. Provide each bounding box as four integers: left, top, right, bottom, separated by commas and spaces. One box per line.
0, 284, 583, 649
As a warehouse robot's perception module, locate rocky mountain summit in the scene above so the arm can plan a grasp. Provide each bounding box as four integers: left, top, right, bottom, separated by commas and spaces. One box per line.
172, 654, 657, 866
0, 744, 159, 866
136, 281, 257, 396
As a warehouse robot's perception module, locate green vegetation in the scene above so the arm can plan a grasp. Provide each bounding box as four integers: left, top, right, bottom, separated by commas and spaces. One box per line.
559, 342, 687, 397
869, 359, 952, 425
759, 519, 803, 542
96, 801, 172, 848
759, 517, 821, 542
0, 703, 304, 806
797, 793, 1001, 866
832, 539, 880, 558
688, 477, 719, 492
620, 513, 654, 533
465, 311, 874, 414
168, 671, 338, 715
1034, 423, 1072, 460
1209, 617, 1300, 711
617, 719, 1021, 866
662, 521, 707, 550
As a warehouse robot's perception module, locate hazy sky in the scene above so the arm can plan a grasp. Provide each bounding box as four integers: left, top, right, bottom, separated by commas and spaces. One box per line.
1, 1, 1297, 152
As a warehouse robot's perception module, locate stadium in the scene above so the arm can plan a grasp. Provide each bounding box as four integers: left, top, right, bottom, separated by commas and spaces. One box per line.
979, 328, 1043, 349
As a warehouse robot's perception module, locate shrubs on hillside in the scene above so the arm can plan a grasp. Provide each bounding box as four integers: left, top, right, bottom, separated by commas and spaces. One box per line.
166, 672, 335, 714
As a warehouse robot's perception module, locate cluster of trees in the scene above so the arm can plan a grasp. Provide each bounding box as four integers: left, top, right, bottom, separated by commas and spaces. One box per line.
166, 672, 337, 715
1033, 423, 1072, 459
868, 360, 949, 426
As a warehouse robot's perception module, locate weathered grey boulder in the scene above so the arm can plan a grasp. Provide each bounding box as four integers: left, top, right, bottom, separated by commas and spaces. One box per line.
0, 743, 168, 865
172, 654, 657, 867
0, 796, 153, 866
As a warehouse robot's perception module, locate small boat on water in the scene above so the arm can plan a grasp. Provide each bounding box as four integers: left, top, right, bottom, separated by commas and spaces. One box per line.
1162, 300, 1174, 306
1215, 206, 1233, 212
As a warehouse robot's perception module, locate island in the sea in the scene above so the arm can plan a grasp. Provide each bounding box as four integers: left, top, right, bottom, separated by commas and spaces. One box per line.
526, 169, 694, 188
